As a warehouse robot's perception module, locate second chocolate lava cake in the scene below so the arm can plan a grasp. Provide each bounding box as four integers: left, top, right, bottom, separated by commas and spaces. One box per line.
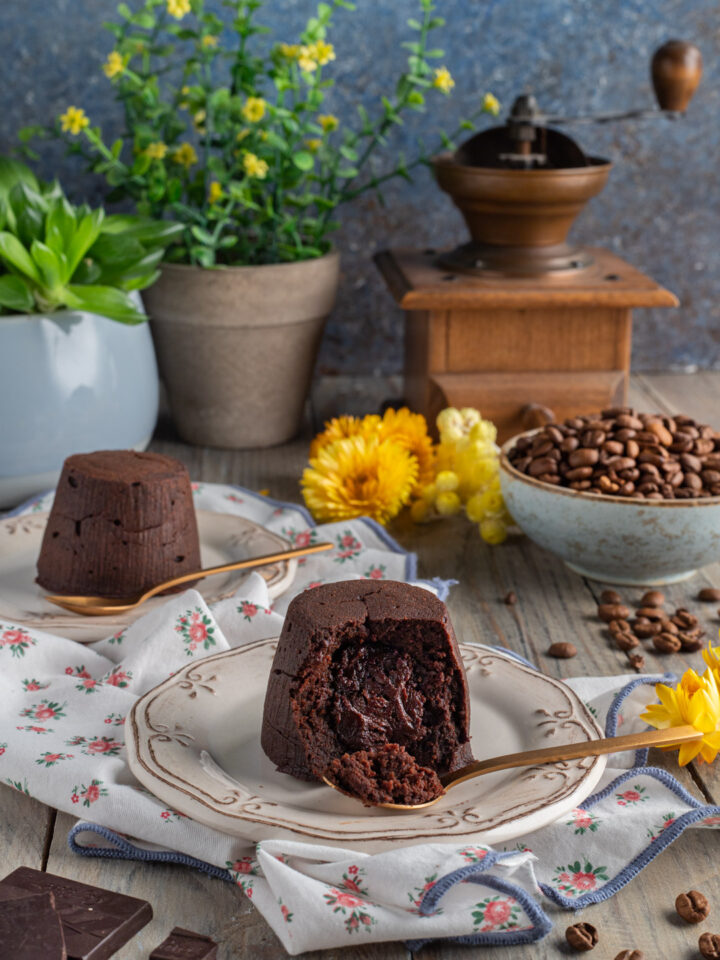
261, 580, 472, 789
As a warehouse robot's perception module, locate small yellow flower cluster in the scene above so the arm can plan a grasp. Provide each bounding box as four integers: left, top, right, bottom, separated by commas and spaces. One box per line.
59, 106, 90, 135
103, 51, 125, 79
482, 92, 501, 116
298, 40, 336, 73
193, 109, 206, 132
145, 141, 168, 160
208, 181, 223, 204
410, 407, 511, 545
302, 408, 435, 525
318, 114, 339, 132
172, 142, 198, 168
167, 0, 191, 20
642, 645, 720, 765
278, 43, 301, 60
242, 97, 266, 123
305, 138, 322, 153
243, 152, 269, 179
432, 66, 454, 94
201, 35, 219, 48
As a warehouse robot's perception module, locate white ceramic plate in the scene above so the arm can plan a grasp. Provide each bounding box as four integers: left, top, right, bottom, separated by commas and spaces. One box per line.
126, 640, 606, 853
0, 512, 296, 644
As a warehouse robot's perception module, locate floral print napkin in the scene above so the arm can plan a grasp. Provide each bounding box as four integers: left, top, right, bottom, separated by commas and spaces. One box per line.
2, 484, 719, 955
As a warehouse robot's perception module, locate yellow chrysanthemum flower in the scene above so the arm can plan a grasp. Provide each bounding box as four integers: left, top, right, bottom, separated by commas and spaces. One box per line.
318, 113, 339, 132
242, 97, 267, 123
309, 40, 336, 66
201, 35, 219, 48
298, 47, 317, 72
59, 106, 90, 135
378, 407, 435, 490
103, 51, 125, 79
279, 43, 301, 60
243, 152, 269, 179
306, 138, 322, 152
167, 0, 191, 19
302, 435, 417, 525
208, 181, 223, 204
432, 66, 455, 94
310, 414, 381, 460
641, 667, 720, 765
145, 141, 168, 160
483, 92, 501, 116
172, 142, 198, 168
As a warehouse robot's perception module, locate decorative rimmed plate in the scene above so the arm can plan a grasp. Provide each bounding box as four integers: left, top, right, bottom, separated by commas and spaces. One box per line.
0, 512, 295, 644
126, 640, 606, 853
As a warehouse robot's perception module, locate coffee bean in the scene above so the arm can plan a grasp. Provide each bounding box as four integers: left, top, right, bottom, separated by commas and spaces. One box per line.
633, 620, 661, 638
653, 632, 682, 653
565, 921, 598, 951
640, 590, 664, 607
569, 448, 600, 468
601, 589, 623, 604
503, 591, 517, 605
699, 588, 720, 602
614, 632, 639, 652
699, 932, 720, 959
676, 889, 710, 923
614, 951, 645, 960
608, 618, 632, 635
679, 632, 705, 652
548, 642, 577, 659
627, 652, 645, 672
636, 606, 664, 621
528, 456, 557, 477
566, 466, 594, 481
598, 603, 630, 622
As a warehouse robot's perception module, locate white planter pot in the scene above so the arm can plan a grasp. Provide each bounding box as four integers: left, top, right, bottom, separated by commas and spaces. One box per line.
0, 310, 159, 508
142, 252, 340, 449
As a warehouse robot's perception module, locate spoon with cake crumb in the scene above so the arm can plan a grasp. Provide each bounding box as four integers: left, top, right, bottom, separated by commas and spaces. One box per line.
322, 725, 702, 810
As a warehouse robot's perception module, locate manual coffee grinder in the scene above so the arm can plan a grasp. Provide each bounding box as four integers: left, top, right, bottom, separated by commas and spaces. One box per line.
375, 40, 702, 440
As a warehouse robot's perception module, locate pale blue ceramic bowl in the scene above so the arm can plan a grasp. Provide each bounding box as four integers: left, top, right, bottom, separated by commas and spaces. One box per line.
0, 310, 159, 507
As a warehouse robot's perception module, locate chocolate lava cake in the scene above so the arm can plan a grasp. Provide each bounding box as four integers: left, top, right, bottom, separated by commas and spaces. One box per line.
261, 580, 473, 800
37, 450, 201, 598
326, 743, 445, 806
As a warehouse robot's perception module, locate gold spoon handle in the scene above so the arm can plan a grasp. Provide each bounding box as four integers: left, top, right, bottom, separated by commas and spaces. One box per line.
442, 724, 702, 789
139, 541, 334, 602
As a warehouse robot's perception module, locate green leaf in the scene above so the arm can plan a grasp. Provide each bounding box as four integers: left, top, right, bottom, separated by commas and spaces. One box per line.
337, 166, 359, 178
0, 231, 41, 282
65, 283, 146, 324
45, 196, 76, 255
89, 233, 146, 266
117, 3, 132, 20
0, 274, 34, 313
339, 145, 358, 162
292, 151, 314, 171
66, 209, 104, 277
190, 225, 215, 245
30, 240, 66, 289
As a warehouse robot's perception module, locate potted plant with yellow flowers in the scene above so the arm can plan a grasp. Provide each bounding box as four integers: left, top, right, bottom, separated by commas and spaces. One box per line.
24, 0, 498, 449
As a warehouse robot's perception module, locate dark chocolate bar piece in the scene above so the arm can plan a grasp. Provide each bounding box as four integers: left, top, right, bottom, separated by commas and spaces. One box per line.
0, 866, 152, 960
0, 891, 67, 959
150, 926, 219, 958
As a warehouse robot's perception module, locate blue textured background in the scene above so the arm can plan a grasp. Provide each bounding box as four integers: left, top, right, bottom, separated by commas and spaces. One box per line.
1, 0, 718, 374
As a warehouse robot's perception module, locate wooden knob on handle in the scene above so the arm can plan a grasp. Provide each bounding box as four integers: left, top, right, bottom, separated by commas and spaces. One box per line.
651, 40, 703, 112
521, 403, 555, 430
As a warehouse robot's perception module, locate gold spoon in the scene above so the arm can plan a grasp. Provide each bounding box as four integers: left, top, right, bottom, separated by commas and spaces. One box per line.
43, 542, 333, 616
323, 724, 703, 811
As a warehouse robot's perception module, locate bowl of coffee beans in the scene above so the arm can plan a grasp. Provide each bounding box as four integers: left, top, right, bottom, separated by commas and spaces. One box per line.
501, 408, 720, 585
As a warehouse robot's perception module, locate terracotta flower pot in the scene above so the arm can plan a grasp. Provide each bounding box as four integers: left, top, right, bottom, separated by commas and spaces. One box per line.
142, 251, 340, 449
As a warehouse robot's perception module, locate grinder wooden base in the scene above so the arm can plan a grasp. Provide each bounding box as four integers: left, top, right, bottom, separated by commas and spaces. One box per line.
375, 247, 678, 441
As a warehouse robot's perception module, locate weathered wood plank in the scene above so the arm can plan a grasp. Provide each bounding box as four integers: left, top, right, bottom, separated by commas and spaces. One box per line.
0, 784, 54, 873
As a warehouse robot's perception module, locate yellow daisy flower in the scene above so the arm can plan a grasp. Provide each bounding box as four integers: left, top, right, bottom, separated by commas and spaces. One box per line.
208, 181, 223, 204
302, 435, 418, 525
318, 113, 339, 132
103, 51, 125, 79
242, 97, 267, 123
145, 141, 168, 159
309, 414, 381, 459
243, 152, 269, 179
172, 142, 198, 168
309, 40, 335, 66
483, 92, 501, 116
641, 667, 720, 765
278, 43, 300, 60
305, 138, 322, 153
59, 106, 90, 135
432, 66, 455, 94
378, 407, 435, 490
201, 35, 219, 48
167, 0, 191, 20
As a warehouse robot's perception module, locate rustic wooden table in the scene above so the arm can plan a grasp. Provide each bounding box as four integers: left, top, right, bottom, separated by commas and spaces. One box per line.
4, 371, 720, 959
